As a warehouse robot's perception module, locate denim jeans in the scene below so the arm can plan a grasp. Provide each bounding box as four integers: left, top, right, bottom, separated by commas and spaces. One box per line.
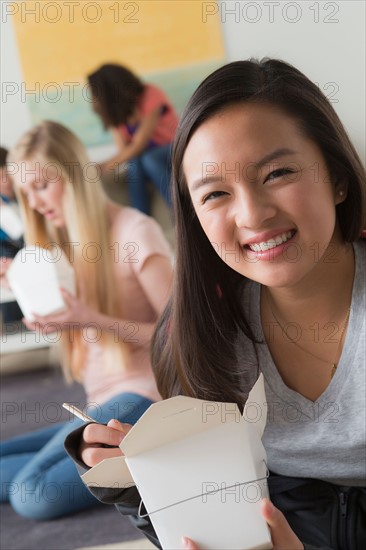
127, 144, 172, 215
0, 392, 154, 519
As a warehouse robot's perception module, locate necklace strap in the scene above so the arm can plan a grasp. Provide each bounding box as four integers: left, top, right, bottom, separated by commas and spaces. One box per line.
264, 289, 351, 375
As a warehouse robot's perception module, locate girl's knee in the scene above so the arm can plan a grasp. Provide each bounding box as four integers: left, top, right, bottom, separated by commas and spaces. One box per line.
104, 394, 154, 425
140, 151, 162, 172
9, 486, 61, 520
9, 475, 68, 520
128, 158, 144, 181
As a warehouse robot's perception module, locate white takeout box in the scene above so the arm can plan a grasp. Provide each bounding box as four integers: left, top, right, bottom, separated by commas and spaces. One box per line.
82, 375, 271, 550
7, 245, 75, 321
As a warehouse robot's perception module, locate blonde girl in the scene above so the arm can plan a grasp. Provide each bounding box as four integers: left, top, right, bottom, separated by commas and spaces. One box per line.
0, 121, 172, 520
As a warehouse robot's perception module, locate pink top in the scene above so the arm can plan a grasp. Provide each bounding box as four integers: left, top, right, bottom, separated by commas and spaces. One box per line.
118, 84, 178, 146
82, 207, 172, 405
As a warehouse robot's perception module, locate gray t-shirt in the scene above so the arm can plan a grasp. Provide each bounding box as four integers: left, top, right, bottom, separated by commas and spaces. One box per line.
238, 240, 366, 486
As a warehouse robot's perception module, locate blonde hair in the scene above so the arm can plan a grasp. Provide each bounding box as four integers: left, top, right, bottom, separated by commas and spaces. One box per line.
10, 120, 124, 380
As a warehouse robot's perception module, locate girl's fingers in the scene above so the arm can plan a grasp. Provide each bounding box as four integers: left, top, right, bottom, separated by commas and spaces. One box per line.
182, 537, 200, 549
181, 500, 304, 550
81, 445, 123, 467
60, 288, 74, 306
0, 257, 12, 275
83, 421, 130, 447
80, 421, 132, 467
107, 418, 133, 435
261, 498, 304, 550
22, 318, 37, 331
32, 314, 51, 325
30, 316, 62, 335
0, 275, 10, 288
33, 312, 63, 324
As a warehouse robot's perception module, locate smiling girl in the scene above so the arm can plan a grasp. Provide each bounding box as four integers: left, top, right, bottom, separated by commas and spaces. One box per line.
67, 60, 365, 549
0, 121, 172, 520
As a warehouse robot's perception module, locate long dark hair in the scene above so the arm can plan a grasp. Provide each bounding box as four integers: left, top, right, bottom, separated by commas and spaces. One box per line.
88, 64, 144, 128
152, 58, 366, 405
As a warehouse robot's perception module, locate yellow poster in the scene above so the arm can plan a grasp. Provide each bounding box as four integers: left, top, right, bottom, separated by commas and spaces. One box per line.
12, 0, 225, 146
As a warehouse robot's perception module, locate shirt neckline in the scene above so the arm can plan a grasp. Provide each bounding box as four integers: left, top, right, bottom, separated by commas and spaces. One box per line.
252, 242, 362, 416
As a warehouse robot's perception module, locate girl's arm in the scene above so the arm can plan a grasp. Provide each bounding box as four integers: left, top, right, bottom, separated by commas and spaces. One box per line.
25, 253, 172, 347
82, 253, 172, 346
100, 106, 163, 172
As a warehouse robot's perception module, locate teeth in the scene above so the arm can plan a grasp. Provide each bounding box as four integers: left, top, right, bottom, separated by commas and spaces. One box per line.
248, 231, 293, 252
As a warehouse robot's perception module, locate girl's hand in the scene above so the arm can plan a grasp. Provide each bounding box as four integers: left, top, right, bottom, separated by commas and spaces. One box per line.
98, 160, 118, 174
80, 419, 132, 467
0, 257, 13, 288
260, 498, 304, 549
181, 538, 199, 549
182, 498, 304, 550
24, 288, 96, 332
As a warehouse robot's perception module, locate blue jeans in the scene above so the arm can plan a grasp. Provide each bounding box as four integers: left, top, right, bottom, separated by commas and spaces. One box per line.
0, 393, 154, 520
127, 144, 172, 215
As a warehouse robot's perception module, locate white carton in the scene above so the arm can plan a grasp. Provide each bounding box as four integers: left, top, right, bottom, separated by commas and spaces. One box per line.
7, 245, 75, 321
82, 375, 271, 550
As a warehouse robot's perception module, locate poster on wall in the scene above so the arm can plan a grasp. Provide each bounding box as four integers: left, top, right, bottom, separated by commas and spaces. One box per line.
11, 0, 226, 147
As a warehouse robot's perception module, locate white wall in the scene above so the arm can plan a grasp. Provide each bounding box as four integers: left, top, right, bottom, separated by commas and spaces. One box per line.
1, 0, 365, 162
217, 0, 365, 162
0, 9, 33, 148
0, 2, 117, 161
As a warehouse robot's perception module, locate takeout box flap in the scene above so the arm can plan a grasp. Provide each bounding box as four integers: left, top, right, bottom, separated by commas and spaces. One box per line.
81, 456, 134, 488
120, 394, 242, 457
121, 374, 266, 457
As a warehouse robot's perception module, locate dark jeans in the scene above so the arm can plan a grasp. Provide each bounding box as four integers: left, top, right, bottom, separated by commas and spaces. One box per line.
0, 392, 154, 519
127, 144, 172, 215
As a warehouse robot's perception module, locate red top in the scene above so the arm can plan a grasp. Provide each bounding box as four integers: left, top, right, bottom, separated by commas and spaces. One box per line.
118, 84, 179, 147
